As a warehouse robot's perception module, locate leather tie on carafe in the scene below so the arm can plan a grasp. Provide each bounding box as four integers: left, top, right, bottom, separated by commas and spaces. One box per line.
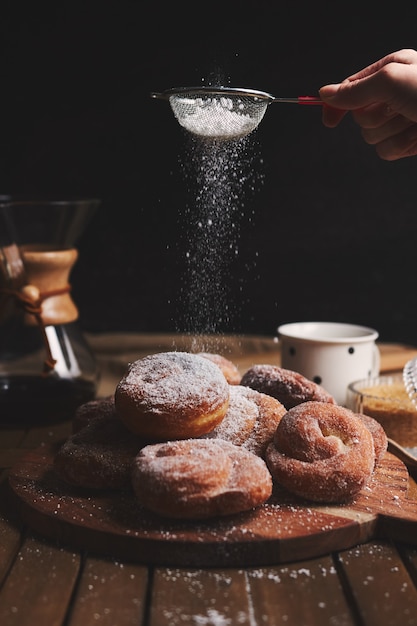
0, 246, 79, 374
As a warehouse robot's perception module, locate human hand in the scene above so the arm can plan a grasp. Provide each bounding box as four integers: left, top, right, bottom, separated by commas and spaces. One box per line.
319, 49, 417, 160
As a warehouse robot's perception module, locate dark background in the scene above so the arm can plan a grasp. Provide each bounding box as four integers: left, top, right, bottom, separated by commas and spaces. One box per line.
2, 1, 417, 344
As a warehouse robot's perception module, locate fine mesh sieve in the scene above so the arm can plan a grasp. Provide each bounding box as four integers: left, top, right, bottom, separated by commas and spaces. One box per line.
151, 86, 322, 140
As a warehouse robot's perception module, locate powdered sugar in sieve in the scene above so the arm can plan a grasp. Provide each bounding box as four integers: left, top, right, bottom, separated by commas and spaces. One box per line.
151, 87, 322, 140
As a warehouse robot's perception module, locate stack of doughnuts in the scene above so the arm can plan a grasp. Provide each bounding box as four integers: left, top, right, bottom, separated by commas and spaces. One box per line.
53, 348, 388, 519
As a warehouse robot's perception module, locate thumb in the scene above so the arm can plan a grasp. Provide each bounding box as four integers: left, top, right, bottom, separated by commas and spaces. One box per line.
319, 75, 385, 110
319, 82, 360, 109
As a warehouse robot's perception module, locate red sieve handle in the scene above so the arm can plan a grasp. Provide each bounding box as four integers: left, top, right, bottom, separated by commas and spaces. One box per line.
297, 96, 322, 105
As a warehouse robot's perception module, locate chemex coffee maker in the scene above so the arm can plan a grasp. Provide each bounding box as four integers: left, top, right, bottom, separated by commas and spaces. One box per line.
0, 198, 100, 423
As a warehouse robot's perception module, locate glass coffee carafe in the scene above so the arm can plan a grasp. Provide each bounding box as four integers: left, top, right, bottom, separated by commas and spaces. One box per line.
0, 198, 100, 423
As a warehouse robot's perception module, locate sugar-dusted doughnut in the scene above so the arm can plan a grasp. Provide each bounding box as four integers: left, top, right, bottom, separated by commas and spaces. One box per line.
72, 395, 116, 433
241, 364, 335, 409
115, 352, 230, 440
265, 401, 375, 503
357, 412, 388, 464
204, 385, 286, 456
197, 352, 241, 385
54, 414, 146, 490
131, 439, 272, 519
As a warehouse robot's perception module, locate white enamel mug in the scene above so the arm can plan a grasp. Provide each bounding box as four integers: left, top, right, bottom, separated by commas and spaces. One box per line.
277, 321, 380, 406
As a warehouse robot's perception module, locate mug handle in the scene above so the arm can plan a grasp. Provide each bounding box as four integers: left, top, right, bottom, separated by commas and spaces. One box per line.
371, 344, 381, 377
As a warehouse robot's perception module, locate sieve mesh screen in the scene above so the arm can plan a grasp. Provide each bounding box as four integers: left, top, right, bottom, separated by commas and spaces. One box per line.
169, 93, 269, 139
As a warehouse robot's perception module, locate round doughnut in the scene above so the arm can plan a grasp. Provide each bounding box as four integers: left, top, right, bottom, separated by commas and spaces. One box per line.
72, 395, 116, 433
265, 401, 375, 503
204, 385, 286, 456
115, 352, 230, 440
54, 414, 146, 490
241, 364, 335, 409
357, 412, 388, 464
131, 439, 272, 519
197, 352, 241, 385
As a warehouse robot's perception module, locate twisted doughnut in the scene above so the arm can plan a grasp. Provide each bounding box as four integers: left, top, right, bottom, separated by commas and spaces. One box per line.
357, 412, 388, 464
204, 385, 286, 456
132, 439, 272, 519
266, 401, 375, 503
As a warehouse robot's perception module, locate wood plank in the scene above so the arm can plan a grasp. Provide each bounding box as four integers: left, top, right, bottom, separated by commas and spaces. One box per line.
149, 568, 252, 626
246, 555, 355, 626
0, 533, 81, 626
67, 555, 148, 626
336, 540, 417, 626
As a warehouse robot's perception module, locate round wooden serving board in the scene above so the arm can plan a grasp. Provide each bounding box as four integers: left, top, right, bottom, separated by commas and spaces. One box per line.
8, 443, 417, 567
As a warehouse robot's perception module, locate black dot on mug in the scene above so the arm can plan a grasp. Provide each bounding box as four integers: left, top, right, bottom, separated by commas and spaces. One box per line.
348, 347, 355, 355
313, 376, 322, 385
289, 346, 296, 356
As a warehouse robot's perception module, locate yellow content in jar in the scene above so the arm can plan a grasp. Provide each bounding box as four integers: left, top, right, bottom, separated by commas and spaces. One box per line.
359, 382, 417, 447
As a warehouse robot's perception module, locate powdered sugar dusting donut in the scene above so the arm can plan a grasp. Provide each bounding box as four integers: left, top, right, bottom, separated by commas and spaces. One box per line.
54, 414, 146, 490
357, 412, 388, 464
197, 352, 241, 385
204, 385, 286, 456
115, 352, 230, 440
132, 439, 273, 519
241, 364, 335, 409
72, 395, 116, 433
266, 401, 375, 503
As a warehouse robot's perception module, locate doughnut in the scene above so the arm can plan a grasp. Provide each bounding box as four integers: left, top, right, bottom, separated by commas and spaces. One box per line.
131, 439, 273, 519
54, 414, 147, 490
204, 385, 286, 456
197, 352, 241, 385
265, 401, 375, 503
357, 412, 388, 464
72, 395, 116, 433
114, 352, 230, 440
241, 364, 335, 409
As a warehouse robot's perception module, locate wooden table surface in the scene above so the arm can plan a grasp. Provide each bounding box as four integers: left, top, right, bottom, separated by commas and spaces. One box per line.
2, 333, 417, 626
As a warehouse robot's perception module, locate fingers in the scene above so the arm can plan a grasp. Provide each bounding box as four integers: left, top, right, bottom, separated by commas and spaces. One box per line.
321, 102, 347, 127
351, 102, 396, 128
319, 49, 417, 113
319, 69, 395, 111
373, 124, 417, 161
318, 48, 417, 160
359, 113, 414, 145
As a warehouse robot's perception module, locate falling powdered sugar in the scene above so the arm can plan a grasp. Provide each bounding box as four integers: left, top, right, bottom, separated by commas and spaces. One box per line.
173, 132, 264, 338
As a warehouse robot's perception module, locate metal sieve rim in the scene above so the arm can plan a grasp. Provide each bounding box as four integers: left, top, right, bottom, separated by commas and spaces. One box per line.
150, 86, 275, 102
